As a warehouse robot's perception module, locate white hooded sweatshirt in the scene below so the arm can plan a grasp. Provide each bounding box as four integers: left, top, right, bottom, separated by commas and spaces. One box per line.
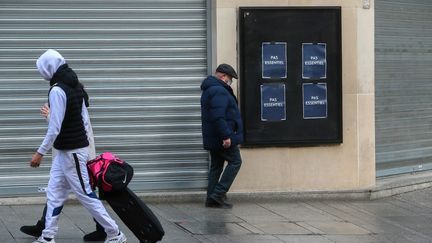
36, 49, 66, 81
36, 50, 94, 157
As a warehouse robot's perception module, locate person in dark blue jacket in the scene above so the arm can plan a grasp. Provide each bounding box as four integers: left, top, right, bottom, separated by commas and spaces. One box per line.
201, 64, 244, 209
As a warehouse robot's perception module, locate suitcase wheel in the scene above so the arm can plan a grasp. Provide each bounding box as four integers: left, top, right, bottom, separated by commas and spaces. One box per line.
139, 225, 153, 236
147, 224, 153, 232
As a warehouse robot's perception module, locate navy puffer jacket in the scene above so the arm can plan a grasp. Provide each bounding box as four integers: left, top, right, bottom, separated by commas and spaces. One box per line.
200, 76, 244, 150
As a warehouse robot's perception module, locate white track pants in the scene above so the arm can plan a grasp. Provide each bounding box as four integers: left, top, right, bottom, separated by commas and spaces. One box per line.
42, 147, 119, 239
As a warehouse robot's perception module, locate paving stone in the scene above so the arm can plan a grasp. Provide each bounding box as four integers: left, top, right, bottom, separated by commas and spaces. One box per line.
384, 215, 432, 230
52, 216, 85, 239
276, 235, 334, 243
230, 203, 286, 222
192, 234, 221, 243
15, 238, 81, 243
374, 233, 432, 243
153, 204, 196, 222
1, 205, 37, 239
304, 221, 370, 235
395, 188, 432, 209
307, 201, 421, 235
237, 222, 265, 234
0, 219, 15, 243
13, 239, 36, 243
225, 234, 285, 243
306, 201, 382, 222
349, 201, 413, 217
295, 221, 326, 234
12, 205, 46, 225
61, 205, 98, 233
259, 202, 341, 222
387, 197, 432, 214
248, 221, 312, 235
195, 234, 284, 243
175, 221, 252, 235
158, 235, 203, 243
172, 203, 243, 223
324, 234, 385, 243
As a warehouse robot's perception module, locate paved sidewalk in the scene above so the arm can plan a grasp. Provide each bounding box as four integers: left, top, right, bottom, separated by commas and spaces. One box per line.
2, 187, 432, 243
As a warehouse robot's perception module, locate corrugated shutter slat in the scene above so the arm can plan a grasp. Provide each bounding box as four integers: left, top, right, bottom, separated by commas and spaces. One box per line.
376, 0, 432, 176
0, 0, 209, 196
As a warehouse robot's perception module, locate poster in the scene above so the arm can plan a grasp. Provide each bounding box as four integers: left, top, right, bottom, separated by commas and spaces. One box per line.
262, 42, 287, 79
261, 83, 286, 121
302, 43, 327, 79
303, 83, 328, 119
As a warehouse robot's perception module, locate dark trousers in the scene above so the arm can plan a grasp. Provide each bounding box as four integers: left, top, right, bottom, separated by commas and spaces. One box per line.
207, 146, 242, 199
38, 204, 103, 232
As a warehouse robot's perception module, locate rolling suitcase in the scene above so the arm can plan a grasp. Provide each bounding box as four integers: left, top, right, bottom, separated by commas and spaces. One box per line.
104, 187, 165, 243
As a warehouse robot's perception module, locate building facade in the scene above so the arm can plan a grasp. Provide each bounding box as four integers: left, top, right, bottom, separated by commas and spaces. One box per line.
0, 0, 430, 197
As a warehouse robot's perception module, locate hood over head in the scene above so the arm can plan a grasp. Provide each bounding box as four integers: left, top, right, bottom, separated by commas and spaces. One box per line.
36, 49, 66, 81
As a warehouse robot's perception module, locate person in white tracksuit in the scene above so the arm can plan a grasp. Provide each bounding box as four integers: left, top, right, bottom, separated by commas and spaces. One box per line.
29, 49, 126, 243
20, 102, 108, 242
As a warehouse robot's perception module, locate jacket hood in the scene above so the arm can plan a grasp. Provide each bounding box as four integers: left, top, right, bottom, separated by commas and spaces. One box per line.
200, 75, 227, 91
51, 63, 79, 88
52, 64, 89, 106
36, 49, 66, 81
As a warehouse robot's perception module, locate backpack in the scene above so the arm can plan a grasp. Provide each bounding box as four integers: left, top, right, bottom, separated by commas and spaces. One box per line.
87, 152, 134, 193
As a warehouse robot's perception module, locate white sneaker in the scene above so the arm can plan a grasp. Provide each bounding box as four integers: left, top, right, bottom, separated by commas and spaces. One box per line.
104, 231, 127, 243
32, 236, 56, 243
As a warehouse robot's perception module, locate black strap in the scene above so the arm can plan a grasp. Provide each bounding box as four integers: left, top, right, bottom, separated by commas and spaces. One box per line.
73, 153, 87, 194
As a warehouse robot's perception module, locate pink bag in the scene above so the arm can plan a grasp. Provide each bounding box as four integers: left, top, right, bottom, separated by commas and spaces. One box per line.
87, 152, 133, 193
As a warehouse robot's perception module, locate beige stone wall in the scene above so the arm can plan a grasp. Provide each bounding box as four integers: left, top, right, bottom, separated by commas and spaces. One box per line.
214, 0, 375, 191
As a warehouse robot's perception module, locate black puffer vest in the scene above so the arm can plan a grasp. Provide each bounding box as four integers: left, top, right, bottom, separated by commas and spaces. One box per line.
49, 64, 89, 150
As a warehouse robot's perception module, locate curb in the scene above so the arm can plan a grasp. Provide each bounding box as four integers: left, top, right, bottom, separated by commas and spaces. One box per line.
370, 170, 432, 199
1, 171, 432, 205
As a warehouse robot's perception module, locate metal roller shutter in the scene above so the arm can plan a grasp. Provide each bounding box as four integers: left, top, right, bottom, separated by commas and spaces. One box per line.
376, 0, 432, 176
0, 0, 209, 196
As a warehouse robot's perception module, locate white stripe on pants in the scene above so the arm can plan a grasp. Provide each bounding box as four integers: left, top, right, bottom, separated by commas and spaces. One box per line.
42, 147, 119, 239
